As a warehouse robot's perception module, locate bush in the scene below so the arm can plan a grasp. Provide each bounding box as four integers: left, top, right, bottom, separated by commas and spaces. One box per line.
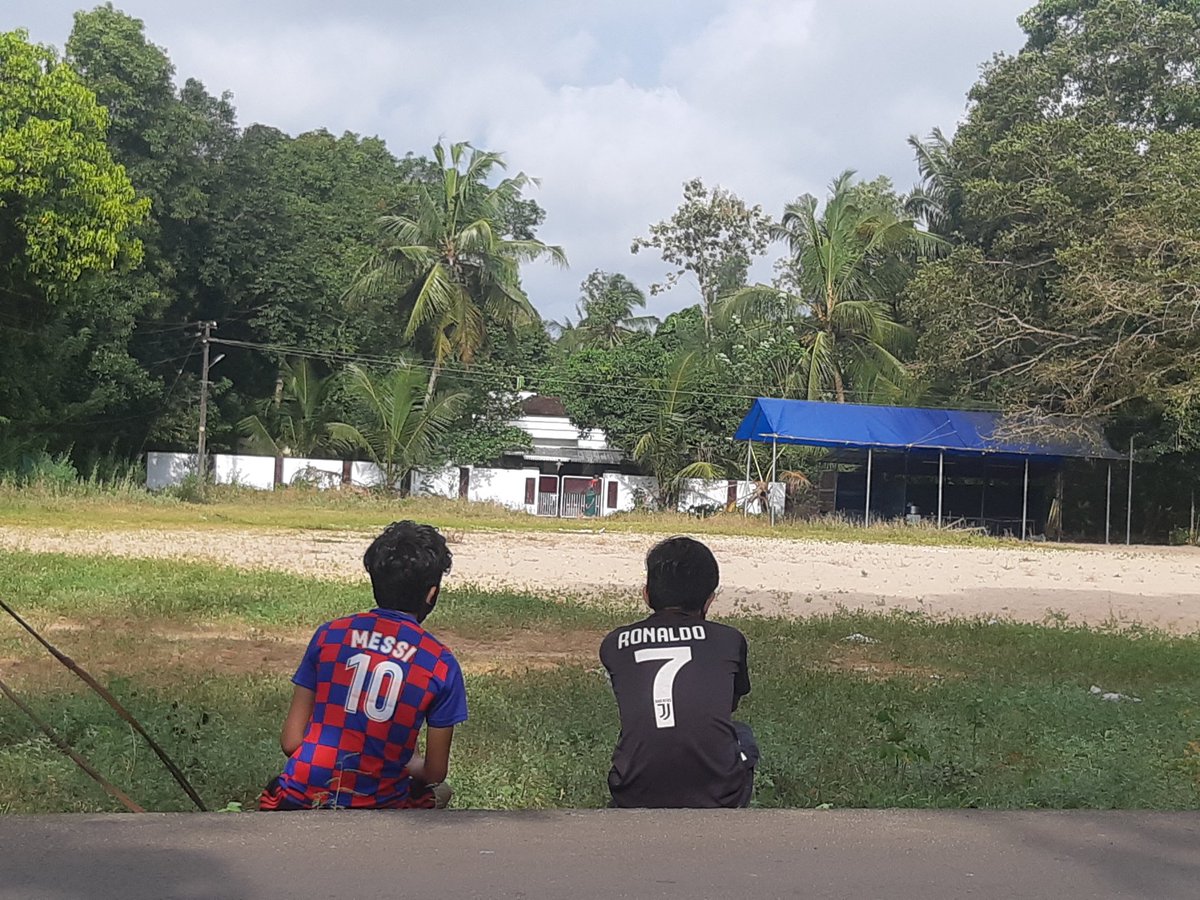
168, 474, 209, 504
13, 451, 80, 491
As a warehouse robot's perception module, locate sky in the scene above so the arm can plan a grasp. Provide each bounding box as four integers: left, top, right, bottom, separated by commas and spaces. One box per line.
9, 0, 1031, 321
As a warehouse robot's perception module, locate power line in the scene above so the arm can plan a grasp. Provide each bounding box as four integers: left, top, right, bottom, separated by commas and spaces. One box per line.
134, 337, 200, 457
208, 335, 1007, 411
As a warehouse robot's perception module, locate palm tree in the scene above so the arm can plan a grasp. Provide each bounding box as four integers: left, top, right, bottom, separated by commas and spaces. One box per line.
329, 363, 465, 491
238, 358, 338, 457
633, 352, 723, 507
721, 171, 942, 403
905, 128, 959, 237
350, 141, 566, 396
556, 271, 659, 350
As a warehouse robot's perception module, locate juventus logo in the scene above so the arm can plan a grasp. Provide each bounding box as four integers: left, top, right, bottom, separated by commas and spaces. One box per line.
656, 699, 674, 724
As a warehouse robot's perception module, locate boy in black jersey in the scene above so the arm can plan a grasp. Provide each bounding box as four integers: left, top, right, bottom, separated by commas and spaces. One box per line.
599, 536, 758, 808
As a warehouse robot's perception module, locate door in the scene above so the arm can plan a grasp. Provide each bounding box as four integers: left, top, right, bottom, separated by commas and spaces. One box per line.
536, 475, 560, 516
560, 476, 596, 518
606, 479, 619, 513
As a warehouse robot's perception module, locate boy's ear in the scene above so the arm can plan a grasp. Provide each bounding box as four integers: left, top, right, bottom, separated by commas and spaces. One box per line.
425, 585, 439, 607
701, 592, 716, 617
642, 585, 652, 609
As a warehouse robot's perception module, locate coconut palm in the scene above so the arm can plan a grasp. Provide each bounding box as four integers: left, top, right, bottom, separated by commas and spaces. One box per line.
237, 358, 338, 457
329, 363, 465, 491
555, 271, 659, 350
633, 352, 724, 507
905, 128, 959, 237
721, 171, 942, 403
350, 141, 566, 396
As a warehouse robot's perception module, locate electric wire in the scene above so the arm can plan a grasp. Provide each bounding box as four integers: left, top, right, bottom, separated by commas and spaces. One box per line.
208, 335, 1002, 410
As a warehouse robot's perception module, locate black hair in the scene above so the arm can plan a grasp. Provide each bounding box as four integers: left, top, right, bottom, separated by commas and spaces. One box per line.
362, 521, 452, 619
645, 536, 719, 613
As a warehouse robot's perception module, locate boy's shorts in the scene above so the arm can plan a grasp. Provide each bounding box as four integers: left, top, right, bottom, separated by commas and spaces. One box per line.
257, 777, 438, 811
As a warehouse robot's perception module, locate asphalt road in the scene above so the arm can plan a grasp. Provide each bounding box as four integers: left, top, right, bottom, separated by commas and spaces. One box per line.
1, 810, 1197, 899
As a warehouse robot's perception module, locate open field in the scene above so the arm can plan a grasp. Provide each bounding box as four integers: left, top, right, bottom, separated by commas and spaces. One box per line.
2, 549, 1200, 814
1, 522, 1198, 630
1, 491, 1199, 814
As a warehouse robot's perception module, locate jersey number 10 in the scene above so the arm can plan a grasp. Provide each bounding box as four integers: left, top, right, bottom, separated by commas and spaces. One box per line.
634, 646, 692, 729
343, 652, 406, 722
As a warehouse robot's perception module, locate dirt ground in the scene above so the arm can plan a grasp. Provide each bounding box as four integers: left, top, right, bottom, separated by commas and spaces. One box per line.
0, 616, 602, 686
3, 525, 1199, 632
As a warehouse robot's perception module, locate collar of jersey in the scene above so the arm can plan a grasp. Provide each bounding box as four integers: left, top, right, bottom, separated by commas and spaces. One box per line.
371, 608, 420, 624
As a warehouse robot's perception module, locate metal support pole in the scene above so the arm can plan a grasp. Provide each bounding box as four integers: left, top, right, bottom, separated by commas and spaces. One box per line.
937, 451, 944, 528
1021, 458, 1029, 541
864, 448, 873, 526
744, 442, 752, 517
769, 438, 778, 526
1105, 463, 1112, 545
1126, 436, 1134, 546
979, 461, 987, 522
196, 321, 216, 482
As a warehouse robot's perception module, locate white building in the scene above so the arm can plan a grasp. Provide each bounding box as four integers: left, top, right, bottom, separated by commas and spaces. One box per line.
145, 393, 782, 519
481, 394, 656, 518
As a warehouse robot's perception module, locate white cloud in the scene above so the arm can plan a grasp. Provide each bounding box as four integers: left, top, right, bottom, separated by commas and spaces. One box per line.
10, 0, 1031, 319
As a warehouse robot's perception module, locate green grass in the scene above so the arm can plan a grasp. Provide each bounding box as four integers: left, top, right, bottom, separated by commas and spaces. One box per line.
2, 552, 1197, 813
0, 482, 1017, 548
0, 550, 624, 634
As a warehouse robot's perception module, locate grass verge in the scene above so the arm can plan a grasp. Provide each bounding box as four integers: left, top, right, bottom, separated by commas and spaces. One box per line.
0, 484, 1019, 548
1, 552, 1197, 812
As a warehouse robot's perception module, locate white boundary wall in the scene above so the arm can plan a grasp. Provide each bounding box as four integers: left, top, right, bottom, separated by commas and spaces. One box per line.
146, 452, 196, 490
212, 454, 275, 490
145, 453, 785, 518
468, 466, 539, 514
412, 466, 460, 499
282, 457, 342, 488
350, 461, 387, 489
602, 474, 658, 514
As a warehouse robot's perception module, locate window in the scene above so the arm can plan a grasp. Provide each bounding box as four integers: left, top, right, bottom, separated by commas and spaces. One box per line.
606, 480, 619, 510
524, 477, 536, 506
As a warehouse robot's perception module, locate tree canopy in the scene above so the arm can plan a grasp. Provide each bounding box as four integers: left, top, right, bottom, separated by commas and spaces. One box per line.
4, 0, 1199, 537
0, 28, 149, 447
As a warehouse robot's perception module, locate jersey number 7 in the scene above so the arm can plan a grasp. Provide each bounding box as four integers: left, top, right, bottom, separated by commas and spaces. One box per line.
633, 647, 692, 729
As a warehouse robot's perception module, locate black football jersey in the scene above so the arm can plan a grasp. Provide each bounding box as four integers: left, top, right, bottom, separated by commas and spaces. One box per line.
599, 609, 751, 808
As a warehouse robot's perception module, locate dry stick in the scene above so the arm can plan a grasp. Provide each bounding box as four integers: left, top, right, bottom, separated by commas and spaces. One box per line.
0, 598, 208, 811
0, 674, 145, 813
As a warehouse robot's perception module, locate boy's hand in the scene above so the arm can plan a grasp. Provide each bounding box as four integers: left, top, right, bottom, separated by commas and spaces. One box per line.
406, 753, 428, 786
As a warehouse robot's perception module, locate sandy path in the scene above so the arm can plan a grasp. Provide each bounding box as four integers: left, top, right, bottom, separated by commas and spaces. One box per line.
2, 526, 1199, 632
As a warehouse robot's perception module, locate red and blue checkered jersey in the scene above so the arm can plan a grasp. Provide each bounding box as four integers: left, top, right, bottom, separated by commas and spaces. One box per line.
275, 608, 468, 809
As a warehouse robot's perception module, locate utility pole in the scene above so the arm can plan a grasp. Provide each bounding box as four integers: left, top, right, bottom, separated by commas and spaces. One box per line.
1126, 435, 1134, 546
196, 321, 217, 482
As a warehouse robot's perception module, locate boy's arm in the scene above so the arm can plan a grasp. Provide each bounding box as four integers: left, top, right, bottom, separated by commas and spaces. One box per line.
407, 726, 455, 785
282, 624, 324, 754
412, 654, 468, 784
280, 685, 316, 756
731, 633, 751, 712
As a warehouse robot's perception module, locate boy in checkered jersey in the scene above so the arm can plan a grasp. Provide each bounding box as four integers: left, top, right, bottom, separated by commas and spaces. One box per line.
259, 521, 467, 810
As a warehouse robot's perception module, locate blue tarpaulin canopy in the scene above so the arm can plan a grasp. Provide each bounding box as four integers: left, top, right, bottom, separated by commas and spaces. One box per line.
734, 399, 1121, 460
